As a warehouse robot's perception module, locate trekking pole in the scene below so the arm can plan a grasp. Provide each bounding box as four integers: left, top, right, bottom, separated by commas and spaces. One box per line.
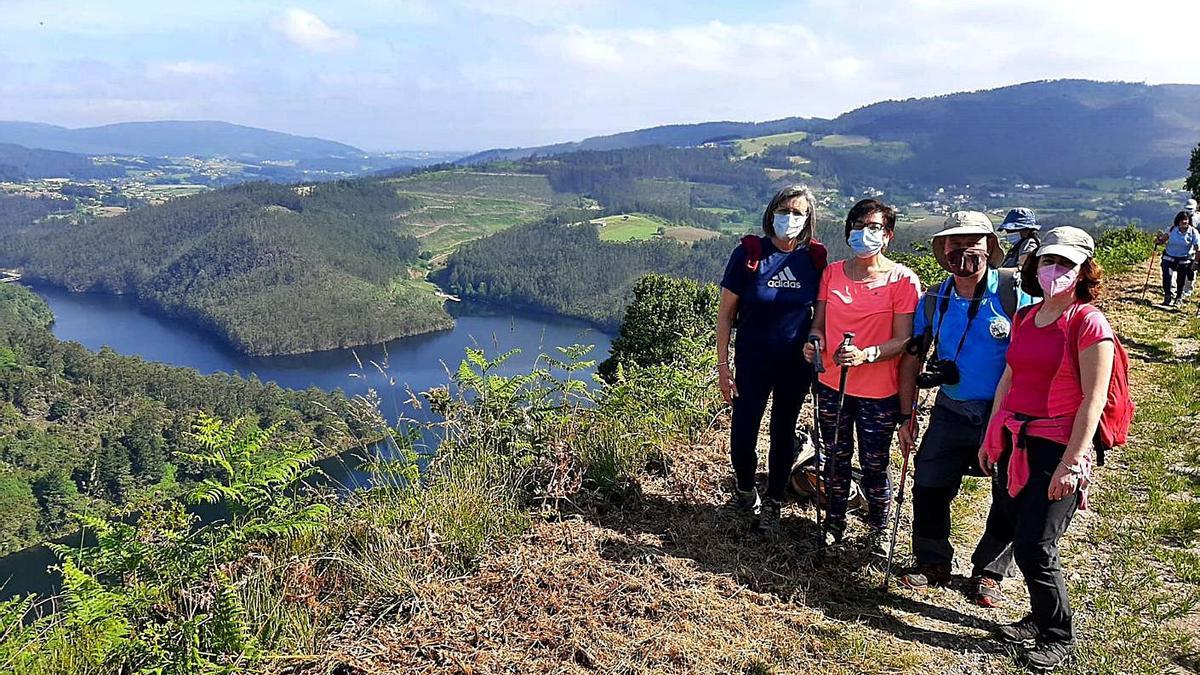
1139, 243, 1159, 302
808, 336, 826, 557
824, 332, 855, 545
882, 394, 920, 589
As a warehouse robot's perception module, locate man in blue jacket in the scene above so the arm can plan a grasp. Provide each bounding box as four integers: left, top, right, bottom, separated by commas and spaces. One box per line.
896, 211, 1037, 607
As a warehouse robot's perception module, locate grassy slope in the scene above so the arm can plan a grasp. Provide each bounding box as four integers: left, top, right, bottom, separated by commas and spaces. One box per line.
314, 269, 1199, 674
387, 171, 556, 263
594, 213, 666, 241
736, 131, 809, 156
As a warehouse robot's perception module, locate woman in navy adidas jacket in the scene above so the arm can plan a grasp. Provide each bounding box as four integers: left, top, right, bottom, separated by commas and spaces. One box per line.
717, 184, 827, 532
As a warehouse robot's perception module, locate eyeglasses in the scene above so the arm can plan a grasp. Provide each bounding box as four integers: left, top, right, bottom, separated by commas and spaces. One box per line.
775, 208, 809, 217
851, 220, 886, 233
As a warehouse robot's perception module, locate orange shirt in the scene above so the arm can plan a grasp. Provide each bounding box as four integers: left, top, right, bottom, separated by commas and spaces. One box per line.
816, 260, 921, 399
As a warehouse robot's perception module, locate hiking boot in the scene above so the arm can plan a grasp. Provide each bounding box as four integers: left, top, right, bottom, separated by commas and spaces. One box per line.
758, 498, 782, 533
1023, 639, 1074, 672
730, 487, 761, 516
898, 563, 951, 590
971, 575, 1004, 607
862, 528, 889, 559
994, 614, 1039, 645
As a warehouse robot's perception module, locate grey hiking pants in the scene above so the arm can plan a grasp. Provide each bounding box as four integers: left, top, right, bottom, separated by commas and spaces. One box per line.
976, 436, 1079, 643
911, 396, 1015, 577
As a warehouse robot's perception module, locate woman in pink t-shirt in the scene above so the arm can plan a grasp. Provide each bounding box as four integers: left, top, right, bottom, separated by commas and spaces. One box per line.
974, 226, 1114, 671
802, 198, 921, 554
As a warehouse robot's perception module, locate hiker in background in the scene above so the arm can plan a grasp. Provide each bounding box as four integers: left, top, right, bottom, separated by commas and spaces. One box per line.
717, 184, 828, 532
997, 207, 1040, 269
1156, 211, 1199, 307
1182, 198, 1199, 298
802, 198, 920, 555
975, 227, 1114, 671
894, 212, 1035, 603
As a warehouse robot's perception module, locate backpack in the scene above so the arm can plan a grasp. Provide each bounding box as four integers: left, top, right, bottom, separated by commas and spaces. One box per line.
1013, 303, 1134, 465
740, 235, 827, 273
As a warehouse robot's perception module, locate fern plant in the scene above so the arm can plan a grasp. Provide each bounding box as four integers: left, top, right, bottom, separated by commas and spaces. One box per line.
1, 415, 330, 674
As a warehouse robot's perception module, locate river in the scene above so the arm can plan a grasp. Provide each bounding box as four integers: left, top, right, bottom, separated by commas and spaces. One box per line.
1, 285, 612, 601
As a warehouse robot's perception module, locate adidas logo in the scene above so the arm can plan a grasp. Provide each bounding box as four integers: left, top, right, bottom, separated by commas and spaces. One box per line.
767, 267, 804, 289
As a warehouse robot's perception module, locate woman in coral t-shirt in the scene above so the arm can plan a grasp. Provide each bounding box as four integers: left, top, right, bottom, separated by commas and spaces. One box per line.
973, 227, 1114, 671
803, 198, 921, 554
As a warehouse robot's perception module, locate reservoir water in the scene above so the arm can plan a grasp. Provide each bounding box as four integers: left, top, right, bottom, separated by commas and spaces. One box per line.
1, 284, 612, 601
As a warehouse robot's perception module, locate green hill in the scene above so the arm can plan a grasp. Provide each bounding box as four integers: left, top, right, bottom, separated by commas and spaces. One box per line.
0, 120, 363, 160
1, 181, 453, 355
463, 80, 1200, 186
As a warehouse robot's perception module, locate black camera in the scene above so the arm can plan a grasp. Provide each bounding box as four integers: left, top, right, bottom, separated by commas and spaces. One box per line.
916, 358, 960, 389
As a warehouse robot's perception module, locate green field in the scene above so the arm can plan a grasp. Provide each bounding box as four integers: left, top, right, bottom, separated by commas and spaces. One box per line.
813, 134, 872, 148
594, 213, 665, 241
394, 193, 550, 259
735, 131, 808, 156
385, 171, 558, 261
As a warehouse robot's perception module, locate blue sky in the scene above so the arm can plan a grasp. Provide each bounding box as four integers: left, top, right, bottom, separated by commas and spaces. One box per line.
1, 0, 1196, 151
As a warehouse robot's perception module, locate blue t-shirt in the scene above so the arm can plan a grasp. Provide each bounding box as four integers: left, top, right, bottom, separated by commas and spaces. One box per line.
1165, 226, 1200, 259
912, 269, 1036, 402
720, 238, 823, 352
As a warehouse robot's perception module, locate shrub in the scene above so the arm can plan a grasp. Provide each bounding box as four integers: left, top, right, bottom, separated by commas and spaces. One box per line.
1095, 224, 1156, 273
599, 273, 719, 381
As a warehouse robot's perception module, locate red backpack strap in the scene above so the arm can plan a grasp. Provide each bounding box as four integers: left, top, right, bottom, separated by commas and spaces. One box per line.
740, 235, 763, 272
808, 240, 828, 271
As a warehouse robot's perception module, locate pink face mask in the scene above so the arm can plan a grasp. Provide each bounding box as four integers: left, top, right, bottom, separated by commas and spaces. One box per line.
1037, 263, 1079, 297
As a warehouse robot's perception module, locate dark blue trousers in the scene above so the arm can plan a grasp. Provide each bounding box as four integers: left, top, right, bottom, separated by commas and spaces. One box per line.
731, 347, 812, 501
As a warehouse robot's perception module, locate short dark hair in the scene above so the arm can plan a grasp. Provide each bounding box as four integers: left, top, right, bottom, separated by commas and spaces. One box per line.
1020, 253, 1103, 303
761, 184, 817, 245
843, 198, 897, 242
1176, 210, 1191, 227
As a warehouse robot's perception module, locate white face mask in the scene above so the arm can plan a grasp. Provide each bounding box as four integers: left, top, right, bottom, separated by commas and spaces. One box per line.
772, 212, 807, 240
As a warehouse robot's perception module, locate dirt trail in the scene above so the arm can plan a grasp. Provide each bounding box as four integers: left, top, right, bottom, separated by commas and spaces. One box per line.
312, 271, 1197, 675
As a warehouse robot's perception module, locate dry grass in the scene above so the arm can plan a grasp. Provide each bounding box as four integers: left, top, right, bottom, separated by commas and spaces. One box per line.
295, 270, 1198, 675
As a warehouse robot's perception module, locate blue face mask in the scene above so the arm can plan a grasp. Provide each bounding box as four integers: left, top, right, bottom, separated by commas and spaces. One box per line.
772, 212, 807, 240
848, 227, 885, 257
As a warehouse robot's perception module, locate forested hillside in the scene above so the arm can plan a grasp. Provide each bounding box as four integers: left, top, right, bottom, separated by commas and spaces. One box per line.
0, 283, 365, 554
2, 181, 453, 355
821, 79, 1200, 183
459, 116, 826, 163
438, 220, 733, 329
0, 143, 124, 181
465, 80, 1200, 185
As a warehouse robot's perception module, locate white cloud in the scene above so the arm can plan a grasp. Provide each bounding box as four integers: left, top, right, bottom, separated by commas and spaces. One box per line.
271, 8, 358, 53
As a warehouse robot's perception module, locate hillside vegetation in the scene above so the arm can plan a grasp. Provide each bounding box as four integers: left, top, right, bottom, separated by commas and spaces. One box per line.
0, 283, 366, 555
1, 181, 453, 355
464, 80, 1200, 186
4, 238, 1198, 673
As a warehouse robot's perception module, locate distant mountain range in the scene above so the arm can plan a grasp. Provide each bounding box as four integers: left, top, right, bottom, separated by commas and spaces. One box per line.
461, 80, 1200, 183
460, 118, 827, 164
0, 120, 364, 160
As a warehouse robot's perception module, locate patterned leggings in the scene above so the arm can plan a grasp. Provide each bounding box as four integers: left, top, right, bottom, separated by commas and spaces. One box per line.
815, 382, 901, 531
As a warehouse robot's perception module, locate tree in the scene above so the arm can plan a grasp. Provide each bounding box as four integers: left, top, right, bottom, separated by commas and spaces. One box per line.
1186, 140, 1200, 200
599, 273, 720, 381
0, 473, 40, 551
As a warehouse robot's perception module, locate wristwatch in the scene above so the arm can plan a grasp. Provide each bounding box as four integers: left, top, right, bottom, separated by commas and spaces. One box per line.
864, 345, 881, 363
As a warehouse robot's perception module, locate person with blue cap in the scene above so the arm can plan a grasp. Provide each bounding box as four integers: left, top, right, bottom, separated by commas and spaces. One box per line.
998, 208, 1040, 269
